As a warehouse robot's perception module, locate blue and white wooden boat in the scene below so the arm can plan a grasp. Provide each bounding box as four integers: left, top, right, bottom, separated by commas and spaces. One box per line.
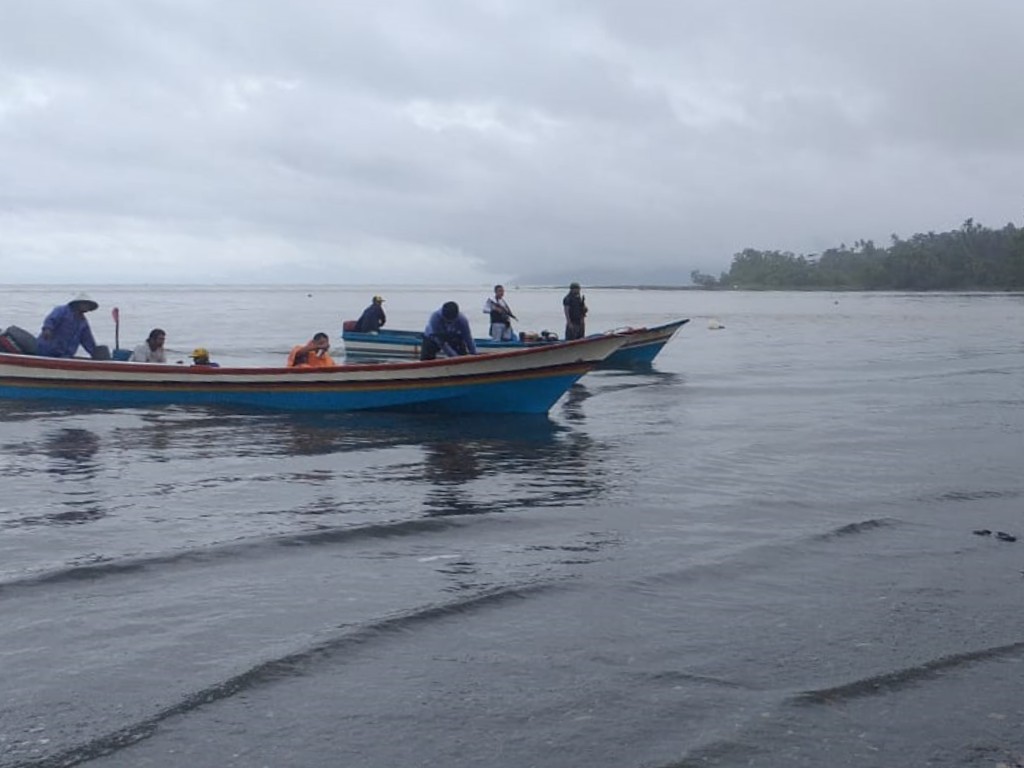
599, 319, 690, 367
342, 319, 689, 368
0, 334, 628, 415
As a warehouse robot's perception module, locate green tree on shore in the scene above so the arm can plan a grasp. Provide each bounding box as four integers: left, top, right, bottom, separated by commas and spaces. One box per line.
700, 218, 1024, 290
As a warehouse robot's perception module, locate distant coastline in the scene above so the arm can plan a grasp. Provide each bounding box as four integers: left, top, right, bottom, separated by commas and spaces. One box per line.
527, 217, 1023, 291
686, 217, 1024, 291
575, 285, 1023, 292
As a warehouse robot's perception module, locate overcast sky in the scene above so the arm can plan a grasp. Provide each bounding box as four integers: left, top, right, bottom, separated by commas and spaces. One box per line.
2, 0, 1022, 285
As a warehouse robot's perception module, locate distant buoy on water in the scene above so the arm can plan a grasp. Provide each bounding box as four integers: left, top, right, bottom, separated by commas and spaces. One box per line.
708, 319, 725, 330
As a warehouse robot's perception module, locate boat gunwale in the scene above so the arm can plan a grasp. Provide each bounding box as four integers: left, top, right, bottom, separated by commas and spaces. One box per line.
343, 319, 688, 347
0, 333, 627, 378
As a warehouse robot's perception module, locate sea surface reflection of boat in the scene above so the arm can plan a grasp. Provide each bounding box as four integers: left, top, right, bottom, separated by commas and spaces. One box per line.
342, 319, 689, 368
0, 334, 628, 415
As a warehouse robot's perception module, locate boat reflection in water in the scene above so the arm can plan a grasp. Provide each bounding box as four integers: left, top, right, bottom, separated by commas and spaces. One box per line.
414, 414, 602, 518
0, 402, 609, 564
258, 411, 609, 520
0, 419, 106, 528
559, 382, 593, 423
41, 427, 105, 525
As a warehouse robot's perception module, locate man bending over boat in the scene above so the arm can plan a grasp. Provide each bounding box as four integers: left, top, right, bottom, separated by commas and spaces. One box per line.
354, 295, 387, 333
36, 293, 101, 358
287, 332, 336, 367
483, 284, 516, 341
421, 302, 478, 360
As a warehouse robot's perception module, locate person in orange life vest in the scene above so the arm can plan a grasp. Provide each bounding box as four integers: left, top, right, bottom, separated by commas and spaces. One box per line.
287, 332, 336, 367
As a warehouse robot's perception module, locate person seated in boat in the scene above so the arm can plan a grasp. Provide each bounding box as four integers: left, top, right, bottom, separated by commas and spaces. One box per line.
421, 302, 478, 361
129, 328, 167, 363
189, 347, 220, 367
482, 284, 516, 341
562, 281, 588, 341
36, 293, 102, 358
287, 332, 336, 367
354, 295, 387, 333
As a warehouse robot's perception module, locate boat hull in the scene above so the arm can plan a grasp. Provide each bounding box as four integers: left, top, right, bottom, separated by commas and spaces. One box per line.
0, 334, 628, 415
602, 319, 690, 367
342, 319, 689, 368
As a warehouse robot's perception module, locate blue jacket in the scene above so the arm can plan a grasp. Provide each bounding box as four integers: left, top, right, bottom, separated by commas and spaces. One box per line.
424, 310, 477, 356
36, 304, 98, 358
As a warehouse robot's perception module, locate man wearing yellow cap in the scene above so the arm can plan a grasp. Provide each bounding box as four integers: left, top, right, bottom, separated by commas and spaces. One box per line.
189, 348, 219, 367
354, 295, 387, 333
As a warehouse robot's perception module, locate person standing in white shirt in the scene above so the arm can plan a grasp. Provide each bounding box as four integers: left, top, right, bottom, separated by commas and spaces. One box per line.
482, 285, 516, 341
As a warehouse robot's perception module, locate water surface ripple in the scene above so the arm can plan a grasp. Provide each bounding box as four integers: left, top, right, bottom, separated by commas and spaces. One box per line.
2, 288, 1023, 767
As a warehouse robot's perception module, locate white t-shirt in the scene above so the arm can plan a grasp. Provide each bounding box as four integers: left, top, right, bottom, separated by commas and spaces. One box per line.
130, 343, 167, 363
483, 296, 511, 319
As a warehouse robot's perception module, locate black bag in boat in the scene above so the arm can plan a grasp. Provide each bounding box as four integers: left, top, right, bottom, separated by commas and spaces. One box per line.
0, 325, 39, 355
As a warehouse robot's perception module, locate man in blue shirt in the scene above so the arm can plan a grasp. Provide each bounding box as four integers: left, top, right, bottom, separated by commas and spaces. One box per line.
420, 301, 478, 360
36, 293, 100, 358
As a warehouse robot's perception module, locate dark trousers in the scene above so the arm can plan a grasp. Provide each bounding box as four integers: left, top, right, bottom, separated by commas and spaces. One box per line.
420, 336, 469, 360
420, 337, 441, 360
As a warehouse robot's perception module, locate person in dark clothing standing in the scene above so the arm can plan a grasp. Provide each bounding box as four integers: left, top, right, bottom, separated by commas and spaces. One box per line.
562, 282, 588, 340
420, 301, 478, 360
354, 295, 387, 332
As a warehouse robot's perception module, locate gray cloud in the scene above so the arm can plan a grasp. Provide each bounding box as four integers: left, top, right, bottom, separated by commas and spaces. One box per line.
1, 0, 1022, 284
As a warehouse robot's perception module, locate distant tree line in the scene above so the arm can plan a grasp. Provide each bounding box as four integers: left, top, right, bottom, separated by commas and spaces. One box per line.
691, 218, 1024, 290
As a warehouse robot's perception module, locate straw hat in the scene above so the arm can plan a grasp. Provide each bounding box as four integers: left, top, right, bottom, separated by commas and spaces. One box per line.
68, 292, 99, 312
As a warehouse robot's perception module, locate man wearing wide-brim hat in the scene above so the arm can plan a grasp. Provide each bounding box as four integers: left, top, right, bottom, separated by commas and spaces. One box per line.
36, 292, 102, 358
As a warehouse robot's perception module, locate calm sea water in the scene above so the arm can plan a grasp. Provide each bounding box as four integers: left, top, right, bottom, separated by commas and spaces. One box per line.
2, 286, 1023, 768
